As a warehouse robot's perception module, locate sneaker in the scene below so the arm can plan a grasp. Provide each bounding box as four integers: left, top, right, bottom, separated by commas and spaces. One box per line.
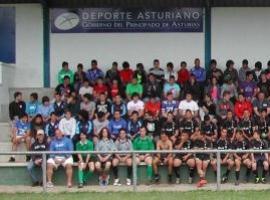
261, 177, 266, 184
105, 175, 110, 186
196, 180, 204, 188
188, 177, 193, 184
154, 174, 160, 183
8, 157, 15, 162
78, 183, 83, 188
200, 178, 207, 185
113, 178, 121, 186
221, 175, 228, 183
126, 178, 131, 186
255, 177, 260, 184
32, 181, 39, 187
175, 178, 180, 184
46, 182, 54, 188
235, 180, 240, 186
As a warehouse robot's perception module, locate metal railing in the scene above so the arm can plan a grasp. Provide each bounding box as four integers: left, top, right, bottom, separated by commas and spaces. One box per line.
1, 149, 269, 192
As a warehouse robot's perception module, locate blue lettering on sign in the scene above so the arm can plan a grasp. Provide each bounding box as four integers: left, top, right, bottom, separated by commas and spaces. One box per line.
51, 8, 203, 33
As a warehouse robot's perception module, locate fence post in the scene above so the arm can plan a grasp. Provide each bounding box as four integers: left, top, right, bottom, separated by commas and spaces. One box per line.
132, 151, 137, 192
216, 151, 221, 191
42, 153, 47, 192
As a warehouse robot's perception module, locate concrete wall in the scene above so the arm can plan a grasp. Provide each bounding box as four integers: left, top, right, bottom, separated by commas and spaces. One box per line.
212, 7, 270, 70
1, 4, 43, 87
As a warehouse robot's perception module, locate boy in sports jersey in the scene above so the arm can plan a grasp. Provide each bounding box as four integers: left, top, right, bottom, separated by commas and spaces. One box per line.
220, 110, 237, 141
9, 113, 31, 162
201, 115, 218, 142
255, 109, 270, 140
161, 112, 179, 143
192, 130, 212, 187
239, 109, 256, 141
153, 132, 173, 183
76, 132, 95, 188
214, 128, 234, 183
45, 112, 59, 143
179, 110, 198, 136
173, 132, 195, 184
250, 131, 269, 183
233, 130, 252, 185
161, 92, 178, 119
133, 127, 154, 184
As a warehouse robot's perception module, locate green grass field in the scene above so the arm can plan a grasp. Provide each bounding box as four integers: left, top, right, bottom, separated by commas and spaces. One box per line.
1, 191, 270, 200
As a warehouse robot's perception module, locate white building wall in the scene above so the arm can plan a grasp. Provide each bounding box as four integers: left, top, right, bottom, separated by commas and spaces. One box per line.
1, 4, 43, 88
50, 32, 205, 86
212, 7, 270, 70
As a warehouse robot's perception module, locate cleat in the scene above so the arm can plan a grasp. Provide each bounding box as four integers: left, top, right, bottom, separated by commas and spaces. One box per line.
154, 174, 160, 183
221, 175, 228, 183
175, 178, 180, 184
78, 183, 83, 188
126, 178, 131, 186
255, 177, 260, 184
113, 178, 121, 186
261, 177, 266, 184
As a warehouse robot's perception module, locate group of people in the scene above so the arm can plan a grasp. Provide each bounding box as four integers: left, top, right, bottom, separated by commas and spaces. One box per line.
8, 58, 270, 188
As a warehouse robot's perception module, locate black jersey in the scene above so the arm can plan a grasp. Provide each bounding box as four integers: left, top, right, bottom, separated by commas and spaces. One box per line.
162, 120, 179, 137
221, 119, 237, 138
233, 139, 249, 157
215, 138, 231, 159
238, 118, 255, 138
174, 139, 192, 158
256, 117, 270, 139
193, 139, 212, 160
250, 139, 266, 158
179, 119, 198, 135
143, 119, 160, 137
95, 101, 111, 115
201, 122, 217, 137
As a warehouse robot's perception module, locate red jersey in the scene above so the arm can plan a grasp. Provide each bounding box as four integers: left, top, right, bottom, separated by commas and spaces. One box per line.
110, 84, 120, 98
145, 101, 161, 117
234, 100, 253, 119
120, 69, 133, 85
177, 68, 190, 85
94, 84, 108, 96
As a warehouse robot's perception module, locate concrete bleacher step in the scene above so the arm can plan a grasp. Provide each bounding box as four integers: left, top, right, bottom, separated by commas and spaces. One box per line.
0, 142, 27, 163
0, 123, 11, 142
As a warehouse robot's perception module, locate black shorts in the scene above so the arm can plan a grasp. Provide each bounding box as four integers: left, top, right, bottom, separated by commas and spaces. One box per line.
195, 154, 210, 161
255, 155, 266, 164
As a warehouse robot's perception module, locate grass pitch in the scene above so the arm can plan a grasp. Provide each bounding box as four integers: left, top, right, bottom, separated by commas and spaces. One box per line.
1, 191, 270, 200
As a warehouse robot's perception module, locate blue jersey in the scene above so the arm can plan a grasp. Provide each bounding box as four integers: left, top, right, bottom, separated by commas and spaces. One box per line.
45, 121, 59, 137
49, 137, 73, 158
15, 120, 30, 136
108, 118, 127, 136
111, 102, 127, 117
53, 101, 67, 117
86, 68, 104, 82
75, 120, 93, 135
161, 100, 178, 113
26, 101, 39, 117
127, 120, 142, 137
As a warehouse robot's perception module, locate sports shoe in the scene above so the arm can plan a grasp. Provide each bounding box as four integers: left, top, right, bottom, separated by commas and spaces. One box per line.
126, 178, 131, 186
261, 177, 266, 184
255, 177, 260, 184
78, 183, 83, 188
154, 174, 160, 183
200, 178, 207, 185
188, 177, 193, 184
221, 175, 228, 183
8, 157, 15, 162
196, 180, 204, 188
32, 181, 39, 187
175, 178, 180, 184
113, 178, 121, 186
105, 175, 110, 186
46, 182, 54, 188
235, 180, 240, 186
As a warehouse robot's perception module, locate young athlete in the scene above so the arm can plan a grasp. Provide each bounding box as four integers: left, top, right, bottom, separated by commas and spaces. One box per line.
95, 128, 115, 186
173, 132, 195, 184
112, 129, 133, 186
76, 132, 95, 188
233, 130, 252, 185
161, 112, 179, 143
250, 131, 269, 183
153, 132, 173, 183
220, 110, 237, 141
179, 110, 198, 137
192, 130, 212, 187
239, 109, 256, 141
9, 113, 31, 162
215, 128, 234, 183
201, 115, 218, 143
133, 126, 154, 184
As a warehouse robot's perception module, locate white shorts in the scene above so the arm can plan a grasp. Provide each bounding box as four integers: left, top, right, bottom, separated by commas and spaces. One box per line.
47, 156, 73, 169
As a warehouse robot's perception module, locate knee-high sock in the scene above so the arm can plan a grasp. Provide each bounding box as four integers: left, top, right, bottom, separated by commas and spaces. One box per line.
147, 165, 153, 179
84, 171, 93, 182
235, 171, 240, 181
189, 168, 195, 178
112, 166, 118, 179
174, 167, 180, 178
127, 166, 132, 179
78, 170, 84, 184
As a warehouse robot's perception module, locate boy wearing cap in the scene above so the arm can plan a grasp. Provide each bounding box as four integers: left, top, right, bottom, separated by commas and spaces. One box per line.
27, 129, 48, 186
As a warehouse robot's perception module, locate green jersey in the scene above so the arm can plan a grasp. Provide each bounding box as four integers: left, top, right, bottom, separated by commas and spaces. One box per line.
126, 83, 143, 96
133, 136, 154, 151
58, 69, 74, 85
76, 140, 94, 158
